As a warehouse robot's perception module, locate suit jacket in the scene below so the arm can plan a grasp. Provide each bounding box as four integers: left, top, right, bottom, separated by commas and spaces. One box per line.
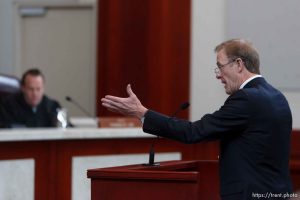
143, 77, 292, 200
0, 92, 60, 128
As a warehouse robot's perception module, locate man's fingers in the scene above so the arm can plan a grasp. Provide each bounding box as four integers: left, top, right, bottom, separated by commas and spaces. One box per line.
102, 102, 128, 115
102, 102, 119, 112
101, 97, 113, 104
126, 84, 135, 97
103, 95, 124, 103
101, 98, 122, 108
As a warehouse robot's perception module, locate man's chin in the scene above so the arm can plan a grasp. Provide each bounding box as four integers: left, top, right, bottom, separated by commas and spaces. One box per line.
29, 101, 41, 107
225, 88, 232, 95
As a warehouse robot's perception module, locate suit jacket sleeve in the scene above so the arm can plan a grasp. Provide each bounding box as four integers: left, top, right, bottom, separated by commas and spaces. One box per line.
143, 90, 251, 143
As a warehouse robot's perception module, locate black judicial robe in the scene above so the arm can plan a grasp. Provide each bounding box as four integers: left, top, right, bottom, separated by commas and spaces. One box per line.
0, 92, 60, 128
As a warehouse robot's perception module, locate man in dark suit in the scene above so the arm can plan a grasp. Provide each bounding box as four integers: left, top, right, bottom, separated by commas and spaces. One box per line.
0, 68, 61, 128
101, 39, 293, 200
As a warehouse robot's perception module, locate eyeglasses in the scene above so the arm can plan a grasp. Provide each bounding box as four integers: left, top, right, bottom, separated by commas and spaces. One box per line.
214, 59, 237, 76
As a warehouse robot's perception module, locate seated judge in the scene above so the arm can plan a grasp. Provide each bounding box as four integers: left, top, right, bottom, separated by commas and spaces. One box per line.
101, 39, 293, 200
0, 68, 61, 128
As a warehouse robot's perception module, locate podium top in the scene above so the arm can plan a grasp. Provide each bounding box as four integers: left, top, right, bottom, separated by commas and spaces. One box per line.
87, 160, 218, 182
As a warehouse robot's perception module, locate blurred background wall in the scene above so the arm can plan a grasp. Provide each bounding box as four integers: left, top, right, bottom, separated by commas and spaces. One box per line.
0, 0, 299, 128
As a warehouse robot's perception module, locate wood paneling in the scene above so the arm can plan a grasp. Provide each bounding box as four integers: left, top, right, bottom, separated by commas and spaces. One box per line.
88, 160, 220, 200
0, 130, 298, 199
290, 130, 300, 190
96, 0, 191, 118
0, 131, 300, 200
0, 137, 213, 200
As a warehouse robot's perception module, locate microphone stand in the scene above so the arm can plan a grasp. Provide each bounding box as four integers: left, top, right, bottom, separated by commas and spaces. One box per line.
65, 96, 92, 118
65, 96, 98, 127
143, 102, 190, 166
143, 137, 160, 166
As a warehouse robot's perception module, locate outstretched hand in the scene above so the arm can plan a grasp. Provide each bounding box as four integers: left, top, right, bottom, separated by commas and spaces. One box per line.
101, 84, 148, 119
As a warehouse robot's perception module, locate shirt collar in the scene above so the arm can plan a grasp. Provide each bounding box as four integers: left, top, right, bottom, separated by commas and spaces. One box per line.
239, 75, 262, 89
32, 107, 37, 113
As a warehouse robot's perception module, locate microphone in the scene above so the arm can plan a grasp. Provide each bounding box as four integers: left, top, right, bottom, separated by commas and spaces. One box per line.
171, 102, 190, 117
144, 102, 190, 166
65, 96, 93, 118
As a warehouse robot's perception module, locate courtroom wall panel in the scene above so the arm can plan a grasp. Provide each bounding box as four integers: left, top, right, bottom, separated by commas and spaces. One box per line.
96, 0, 191, 118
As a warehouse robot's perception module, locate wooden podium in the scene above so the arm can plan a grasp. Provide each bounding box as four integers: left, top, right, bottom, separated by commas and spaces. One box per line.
87, 160, 220, 200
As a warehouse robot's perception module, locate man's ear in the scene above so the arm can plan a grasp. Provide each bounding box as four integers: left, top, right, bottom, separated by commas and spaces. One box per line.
236, 58, 244, 73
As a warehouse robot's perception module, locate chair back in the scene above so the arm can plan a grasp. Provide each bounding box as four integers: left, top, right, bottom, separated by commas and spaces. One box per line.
0, 74, 20, 98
